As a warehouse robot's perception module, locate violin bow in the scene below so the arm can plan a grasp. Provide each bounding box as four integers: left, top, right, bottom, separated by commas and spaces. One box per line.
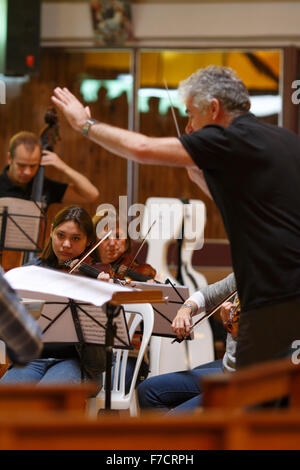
121, 220, 157, 277
172, 290, 237, 344
68, 230, 112, 274
164, 79, 181, 138
164, 79, 227, 343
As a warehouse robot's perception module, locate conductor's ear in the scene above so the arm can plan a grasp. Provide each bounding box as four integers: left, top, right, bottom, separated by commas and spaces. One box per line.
210, 98, 221, 120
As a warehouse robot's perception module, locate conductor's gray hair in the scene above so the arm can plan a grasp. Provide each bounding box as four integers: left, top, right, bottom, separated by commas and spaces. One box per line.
178, 65, 251, 115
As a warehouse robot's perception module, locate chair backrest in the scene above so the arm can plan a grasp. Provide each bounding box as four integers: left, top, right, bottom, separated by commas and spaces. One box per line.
202, 356, 300, 410
179, 199, 207, 292
110, 303, 154, 399
0, 383, 97, 413
141, 197, 184, 283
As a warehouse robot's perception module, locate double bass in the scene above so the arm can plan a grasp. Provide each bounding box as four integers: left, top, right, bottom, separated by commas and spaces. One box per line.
31, 107, 60, 204
23, 108, 60, 264
2, 108, 60, 271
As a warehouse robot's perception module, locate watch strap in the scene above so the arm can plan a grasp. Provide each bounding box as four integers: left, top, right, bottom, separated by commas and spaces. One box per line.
82, 118, 99, 137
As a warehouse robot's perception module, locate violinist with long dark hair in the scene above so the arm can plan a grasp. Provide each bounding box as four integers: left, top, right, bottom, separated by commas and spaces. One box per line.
0, 206, 106, 387
92, 214, 157, 283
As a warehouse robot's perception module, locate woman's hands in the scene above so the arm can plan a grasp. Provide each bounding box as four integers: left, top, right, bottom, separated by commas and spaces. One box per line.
171, 301, 198, 339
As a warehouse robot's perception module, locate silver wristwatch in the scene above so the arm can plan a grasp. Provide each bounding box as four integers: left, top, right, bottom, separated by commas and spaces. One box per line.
82, 118, 99, 137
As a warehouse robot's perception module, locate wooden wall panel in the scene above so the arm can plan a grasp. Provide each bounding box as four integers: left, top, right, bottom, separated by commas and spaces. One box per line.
0, 48, 227, 251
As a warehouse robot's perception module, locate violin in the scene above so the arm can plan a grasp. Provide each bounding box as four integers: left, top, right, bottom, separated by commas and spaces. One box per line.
61, 251, 156, 284
223, 296, 240, 339
71, 258, 114, 279
113, 253, 157, 282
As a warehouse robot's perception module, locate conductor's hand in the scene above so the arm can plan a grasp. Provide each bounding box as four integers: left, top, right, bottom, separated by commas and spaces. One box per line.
171, 302, 197, 339
51, 87, 91, 133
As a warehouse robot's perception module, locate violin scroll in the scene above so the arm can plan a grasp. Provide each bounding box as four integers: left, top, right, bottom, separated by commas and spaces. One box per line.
31, 107, 61, 204
222, 296, 240, 339
40, 107, 60, 152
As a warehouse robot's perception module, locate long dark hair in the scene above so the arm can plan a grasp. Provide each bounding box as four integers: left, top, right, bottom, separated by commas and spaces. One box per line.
93, 214, 131, 265
41, 206, 99, 266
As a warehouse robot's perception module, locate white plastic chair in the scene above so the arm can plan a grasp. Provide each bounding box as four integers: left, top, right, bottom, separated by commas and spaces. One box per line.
140, 197, 184, 283
89, 303, 154, 417
179, 199, 208, 291
142, 197, 214, 376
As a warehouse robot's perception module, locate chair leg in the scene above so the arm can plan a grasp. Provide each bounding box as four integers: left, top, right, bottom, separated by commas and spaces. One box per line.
129, 390, 139, 417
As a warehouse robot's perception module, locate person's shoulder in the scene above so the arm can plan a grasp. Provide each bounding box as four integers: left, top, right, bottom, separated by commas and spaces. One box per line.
180, 123, 228, 146
0, 167, 9, 182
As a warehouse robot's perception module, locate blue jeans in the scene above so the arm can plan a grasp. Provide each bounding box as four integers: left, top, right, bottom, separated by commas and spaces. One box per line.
137, 359, 223, 414
0, 358, 84, 384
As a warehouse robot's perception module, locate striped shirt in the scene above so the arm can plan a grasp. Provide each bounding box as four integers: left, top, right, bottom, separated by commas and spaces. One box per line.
0, 267, 42, 365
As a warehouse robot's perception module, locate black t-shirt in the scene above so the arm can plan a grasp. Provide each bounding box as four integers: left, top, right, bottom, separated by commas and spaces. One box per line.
0, 166, 68, 210
180, 113, 300, 312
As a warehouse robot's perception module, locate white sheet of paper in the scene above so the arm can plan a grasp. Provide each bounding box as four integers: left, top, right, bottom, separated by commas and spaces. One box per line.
0, 197, 42, 250
5, 265, 132, 306
38, 299, 130, 347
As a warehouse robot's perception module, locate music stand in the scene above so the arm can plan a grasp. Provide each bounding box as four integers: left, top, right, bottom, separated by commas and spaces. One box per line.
5, 265, 166, 411
0, 197, 46, 264
38, 297, 131, 410
131, 280, 191, 338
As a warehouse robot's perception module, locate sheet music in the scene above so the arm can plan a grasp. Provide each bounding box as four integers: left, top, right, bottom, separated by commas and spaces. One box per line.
0, 197, 42, 250
5, 265, 132, 307
39, 300, 130, 348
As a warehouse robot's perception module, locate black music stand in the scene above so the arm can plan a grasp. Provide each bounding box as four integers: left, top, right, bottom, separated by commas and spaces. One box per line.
38, 297, 132, 411
5, 265, 166, 411
0, 198, 46, 264
132, 279, 191, 338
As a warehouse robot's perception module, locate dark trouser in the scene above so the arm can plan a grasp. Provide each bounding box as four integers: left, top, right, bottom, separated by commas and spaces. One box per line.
236, 295, 300, 369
